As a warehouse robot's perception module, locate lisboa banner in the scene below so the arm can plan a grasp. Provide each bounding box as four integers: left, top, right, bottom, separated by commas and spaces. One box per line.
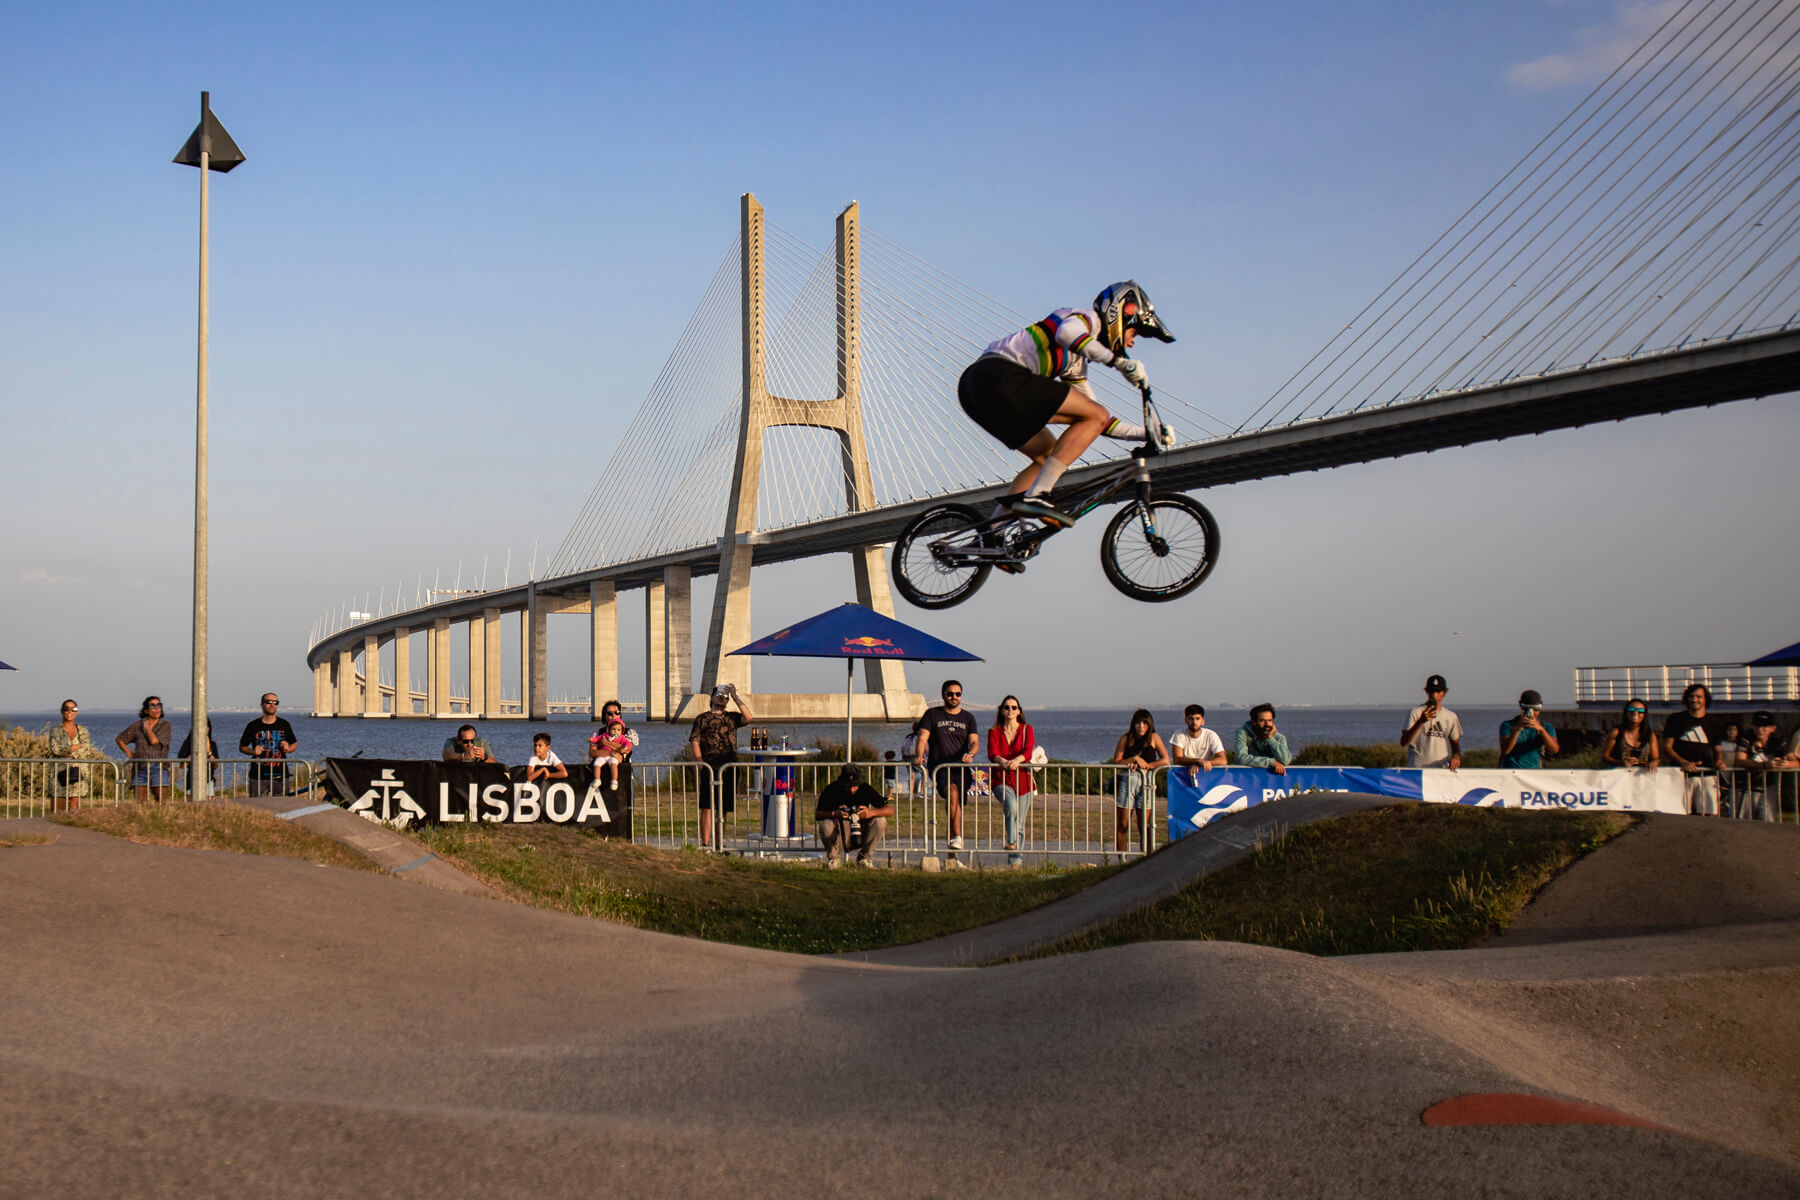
323, 759, 633, 835
1166, 765, 1685, 838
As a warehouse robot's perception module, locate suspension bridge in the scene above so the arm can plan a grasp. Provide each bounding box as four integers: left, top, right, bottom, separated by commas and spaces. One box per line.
307, 0, 1800, 722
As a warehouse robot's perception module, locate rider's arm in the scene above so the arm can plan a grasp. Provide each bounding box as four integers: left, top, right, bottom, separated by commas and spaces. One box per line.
1061, 312, 1116, 366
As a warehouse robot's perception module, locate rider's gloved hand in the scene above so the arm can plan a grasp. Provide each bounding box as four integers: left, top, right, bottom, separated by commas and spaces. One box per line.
1117, 358, 1148, 388
1158, 423, 1177, 447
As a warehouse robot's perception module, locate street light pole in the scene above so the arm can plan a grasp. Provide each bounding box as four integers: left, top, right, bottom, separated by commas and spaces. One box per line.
173, 91, 244, 804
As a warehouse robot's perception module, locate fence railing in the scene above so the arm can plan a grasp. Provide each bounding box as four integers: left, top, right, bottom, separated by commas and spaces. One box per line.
1, 758, 322, 819
701, 760, 1163, 865
1574, 662, 1800, 706
1718, 767, 1800, 823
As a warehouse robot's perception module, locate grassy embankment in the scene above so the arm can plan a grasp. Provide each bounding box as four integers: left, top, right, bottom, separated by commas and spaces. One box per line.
54, 803, 379, 873
1028, 804, 1632, 958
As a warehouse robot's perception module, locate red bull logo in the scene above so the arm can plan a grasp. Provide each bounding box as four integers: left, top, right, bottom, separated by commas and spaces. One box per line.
841, 636, 901, 656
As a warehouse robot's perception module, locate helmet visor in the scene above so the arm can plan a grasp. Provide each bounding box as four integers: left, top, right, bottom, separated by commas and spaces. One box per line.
1134, 310, 1176, 343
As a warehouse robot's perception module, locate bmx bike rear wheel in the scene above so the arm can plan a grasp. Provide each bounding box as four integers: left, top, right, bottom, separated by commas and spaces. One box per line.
892, 504, 992, 610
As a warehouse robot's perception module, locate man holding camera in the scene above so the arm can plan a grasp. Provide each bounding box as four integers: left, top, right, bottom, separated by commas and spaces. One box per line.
1400, 674, 1462, 769
1498, 690, 1560, 768
815, 764, 893, 868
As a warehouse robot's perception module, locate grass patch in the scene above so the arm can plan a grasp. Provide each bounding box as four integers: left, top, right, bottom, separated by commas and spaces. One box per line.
1030, 804, 1633, 959
416, 822, 1116, 954
0, 832, 54, 848
54, 802, 381, 873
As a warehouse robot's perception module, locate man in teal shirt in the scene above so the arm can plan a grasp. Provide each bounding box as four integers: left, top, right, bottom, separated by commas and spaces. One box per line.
1234, 704, 1293, 774
1499, 690, 1560, 768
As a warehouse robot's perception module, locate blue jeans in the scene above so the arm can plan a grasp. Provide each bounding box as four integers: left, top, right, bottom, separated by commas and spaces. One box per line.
997, 784, 1032, 862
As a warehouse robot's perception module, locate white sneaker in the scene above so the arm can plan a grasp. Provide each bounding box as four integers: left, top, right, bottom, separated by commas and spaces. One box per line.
948, 836, 965, 851
945, 857, 970, 871
609, 780, 618, 791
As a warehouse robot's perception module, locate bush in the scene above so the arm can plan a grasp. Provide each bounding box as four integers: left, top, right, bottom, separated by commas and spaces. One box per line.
1291, 743, 1406, 768
0, 722, 54, 758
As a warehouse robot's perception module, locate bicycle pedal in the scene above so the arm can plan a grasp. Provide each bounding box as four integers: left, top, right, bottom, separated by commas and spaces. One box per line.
996, 561, 1026, 575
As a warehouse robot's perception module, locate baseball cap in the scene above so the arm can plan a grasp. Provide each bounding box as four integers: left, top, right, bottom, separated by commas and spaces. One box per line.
1519, 689, 1543, 708
1750, 710, 1776, 726
1425, 674, 1448, 692
838, 764, 863, 784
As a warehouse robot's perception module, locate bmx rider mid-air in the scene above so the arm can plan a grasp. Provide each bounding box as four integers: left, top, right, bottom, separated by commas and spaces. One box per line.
957, 280, 1176, 530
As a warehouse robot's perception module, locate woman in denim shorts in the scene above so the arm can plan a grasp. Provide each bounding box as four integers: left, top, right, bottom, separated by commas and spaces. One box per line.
1110, 709, 1168, 857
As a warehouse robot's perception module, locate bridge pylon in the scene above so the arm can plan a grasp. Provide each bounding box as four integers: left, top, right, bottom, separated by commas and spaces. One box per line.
684, 194, 924, 726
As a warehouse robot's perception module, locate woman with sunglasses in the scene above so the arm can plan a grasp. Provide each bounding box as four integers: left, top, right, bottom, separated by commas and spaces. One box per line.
115, 696, 172, 803
1600, 699, 1659, 770
987, 695, 1036, 868
47, 699, 95, 811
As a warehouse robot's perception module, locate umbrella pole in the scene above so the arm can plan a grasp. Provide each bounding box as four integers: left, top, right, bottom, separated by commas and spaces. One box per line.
845, 658, 854, 764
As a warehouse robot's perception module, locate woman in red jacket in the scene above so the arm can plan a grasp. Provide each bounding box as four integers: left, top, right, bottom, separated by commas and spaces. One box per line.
987, 695, 1036, 868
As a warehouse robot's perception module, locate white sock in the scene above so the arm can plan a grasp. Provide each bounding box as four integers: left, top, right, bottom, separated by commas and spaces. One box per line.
1024, 456, 1069, 497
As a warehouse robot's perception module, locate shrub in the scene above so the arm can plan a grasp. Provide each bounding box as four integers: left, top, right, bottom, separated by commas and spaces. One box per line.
1291, 743, 1406, 768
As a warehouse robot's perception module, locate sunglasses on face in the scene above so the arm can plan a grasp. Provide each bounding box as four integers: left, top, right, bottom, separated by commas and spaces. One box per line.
1001, 705, 1019, 711
1626, 707, 1646, 714
944, 692, 961, 698
459, 738, 476, 746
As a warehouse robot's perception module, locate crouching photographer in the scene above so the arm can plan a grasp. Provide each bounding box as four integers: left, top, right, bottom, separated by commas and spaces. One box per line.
815, 764, 893, 869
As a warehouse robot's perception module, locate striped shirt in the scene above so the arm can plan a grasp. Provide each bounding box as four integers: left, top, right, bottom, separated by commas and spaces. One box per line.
980, 308, 1118, 381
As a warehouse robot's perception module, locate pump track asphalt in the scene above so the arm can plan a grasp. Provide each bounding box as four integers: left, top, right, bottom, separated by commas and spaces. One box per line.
1, 801, 1796, 1199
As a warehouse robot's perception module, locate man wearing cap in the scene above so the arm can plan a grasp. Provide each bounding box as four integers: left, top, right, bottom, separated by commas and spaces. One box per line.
1400, 675, 1462, 769
688, 683, 753, 848
1499, 690, 1560, 769
1732, 711, 1795, 822
814, 764, 894, 868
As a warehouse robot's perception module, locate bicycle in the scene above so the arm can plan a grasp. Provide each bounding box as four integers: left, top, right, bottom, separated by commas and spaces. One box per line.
891, 386, 1221, 609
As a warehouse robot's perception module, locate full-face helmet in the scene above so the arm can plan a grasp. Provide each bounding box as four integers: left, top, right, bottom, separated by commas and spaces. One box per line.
1094, 280, 1175, 352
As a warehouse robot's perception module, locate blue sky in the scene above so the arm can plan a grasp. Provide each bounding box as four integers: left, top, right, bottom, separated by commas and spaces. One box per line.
3, 0, 1795, 715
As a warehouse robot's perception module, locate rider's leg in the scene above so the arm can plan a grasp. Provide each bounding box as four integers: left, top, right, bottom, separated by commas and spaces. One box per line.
1025, 391, 1109, 496
1003, 429, 1057, 498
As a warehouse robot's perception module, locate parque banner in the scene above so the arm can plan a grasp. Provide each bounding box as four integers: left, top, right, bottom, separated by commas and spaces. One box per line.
323, 759, 632, 835
1417, 767, 1685, 813
1166, 767, 1420, 838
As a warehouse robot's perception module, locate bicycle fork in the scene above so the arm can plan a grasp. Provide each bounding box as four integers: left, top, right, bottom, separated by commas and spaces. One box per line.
1132, 460, 1169, 555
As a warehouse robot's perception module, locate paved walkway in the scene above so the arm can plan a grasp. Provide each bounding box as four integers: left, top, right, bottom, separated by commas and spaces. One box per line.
3, 810, 1796, 1198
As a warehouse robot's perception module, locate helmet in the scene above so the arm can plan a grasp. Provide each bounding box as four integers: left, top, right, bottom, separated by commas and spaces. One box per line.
1093, 280, 1175, 352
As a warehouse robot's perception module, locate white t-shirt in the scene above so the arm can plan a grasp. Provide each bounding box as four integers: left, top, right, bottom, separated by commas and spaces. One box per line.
1403, 705, 1462, 768
1170, 727, 1225, 765
527, 750, 564, 768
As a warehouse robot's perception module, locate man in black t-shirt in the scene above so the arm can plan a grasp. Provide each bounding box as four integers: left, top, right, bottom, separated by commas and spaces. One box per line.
1662, 683, 1723, 816
912, 680, 979, 866
240, 692, 299, 797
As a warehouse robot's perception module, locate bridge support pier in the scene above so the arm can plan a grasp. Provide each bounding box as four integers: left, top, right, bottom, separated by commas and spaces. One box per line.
527, 587, 548, 721
645, 579, 667, 722
394, 627, 411, 716
336, 647, 356, 715
467, 614, 486, 719
430, 618, 451, 717
313, 662, 332, 717
664, 566, 691, 719
590, 581, 617, 718
363, 636, 381, 716
483, 608, 501, 717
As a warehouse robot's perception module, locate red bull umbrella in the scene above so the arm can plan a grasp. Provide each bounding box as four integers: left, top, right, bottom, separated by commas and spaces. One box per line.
728, 603, 981, 762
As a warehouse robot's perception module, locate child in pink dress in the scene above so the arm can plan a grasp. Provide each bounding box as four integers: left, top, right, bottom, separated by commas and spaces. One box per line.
589, 718, 633, 790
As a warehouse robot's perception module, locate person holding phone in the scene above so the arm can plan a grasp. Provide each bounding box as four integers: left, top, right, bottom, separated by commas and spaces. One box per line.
1499, 690, 1560, 768
442, 723, 496, 764
1400, 674, 1462, 769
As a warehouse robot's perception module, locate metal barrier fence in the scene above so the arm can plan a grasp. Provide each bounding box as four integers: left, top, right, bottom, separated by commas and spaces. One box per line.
704, 760, 1164, 865
0, 758, 322, 819
1717, 768, 1800, 823
616, 762, 715, 849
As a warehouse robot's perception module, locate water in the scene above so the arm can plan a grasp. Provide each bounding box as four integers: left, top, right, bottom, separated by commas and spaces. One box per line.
7, 705, 1520, 766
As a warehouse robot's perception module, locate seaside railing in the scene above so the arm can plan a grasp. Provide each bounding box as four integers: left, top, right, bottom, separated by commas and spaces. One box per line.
1574, 663, 1800, 707
0, 758, 322, 819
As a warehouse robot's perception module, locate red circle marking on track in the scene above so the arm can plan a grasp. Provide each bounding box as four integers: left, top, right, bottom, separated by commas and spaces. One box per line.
1422, 1093, 1676, 1131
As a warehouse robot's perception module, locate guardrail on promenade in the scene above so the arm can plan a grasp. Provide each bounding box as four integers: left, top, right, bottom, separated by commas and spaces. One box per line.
1574, 662, 1800, 706
704, 760, 1163, 865
0, 758, 322, 819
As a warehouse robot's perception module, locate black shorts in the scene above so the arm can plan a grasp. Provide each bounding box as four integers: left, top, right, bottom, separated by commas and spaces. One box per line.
959, 357, 1069, 450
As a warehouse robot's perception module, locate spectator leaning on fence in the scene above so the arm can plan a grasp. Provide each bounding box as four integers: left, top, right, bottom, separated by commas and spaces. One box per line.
1169, 704, 1226, 783
1733, 711, 1793, 823
443, 724, 496, 764
116, 696, 172, 803
815, 764, 892, 868
1662, 683, 1723, 816
1234, 704, 1292, 775
1498, 690, 1559, 769
1600, 700, 1659, 770
240, 693, 298, 797
47, 699, 94, 810
988, 694, 1036, 867
1111, 709, 1168, 855
1400, 674, 1461, 769
913, 680, 979, 865
525, 733, 568, 784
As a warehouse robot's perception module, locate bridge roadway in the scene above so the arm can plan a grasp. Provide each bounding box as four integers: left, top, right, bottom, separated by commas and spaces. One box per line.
306, 327, 1800, 704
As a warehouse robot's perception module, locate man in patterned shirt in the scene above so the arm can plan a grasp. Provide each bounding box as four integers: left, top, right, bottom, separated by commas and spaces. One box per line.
689, 683, 753, 849
958, 280, 1176, 529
